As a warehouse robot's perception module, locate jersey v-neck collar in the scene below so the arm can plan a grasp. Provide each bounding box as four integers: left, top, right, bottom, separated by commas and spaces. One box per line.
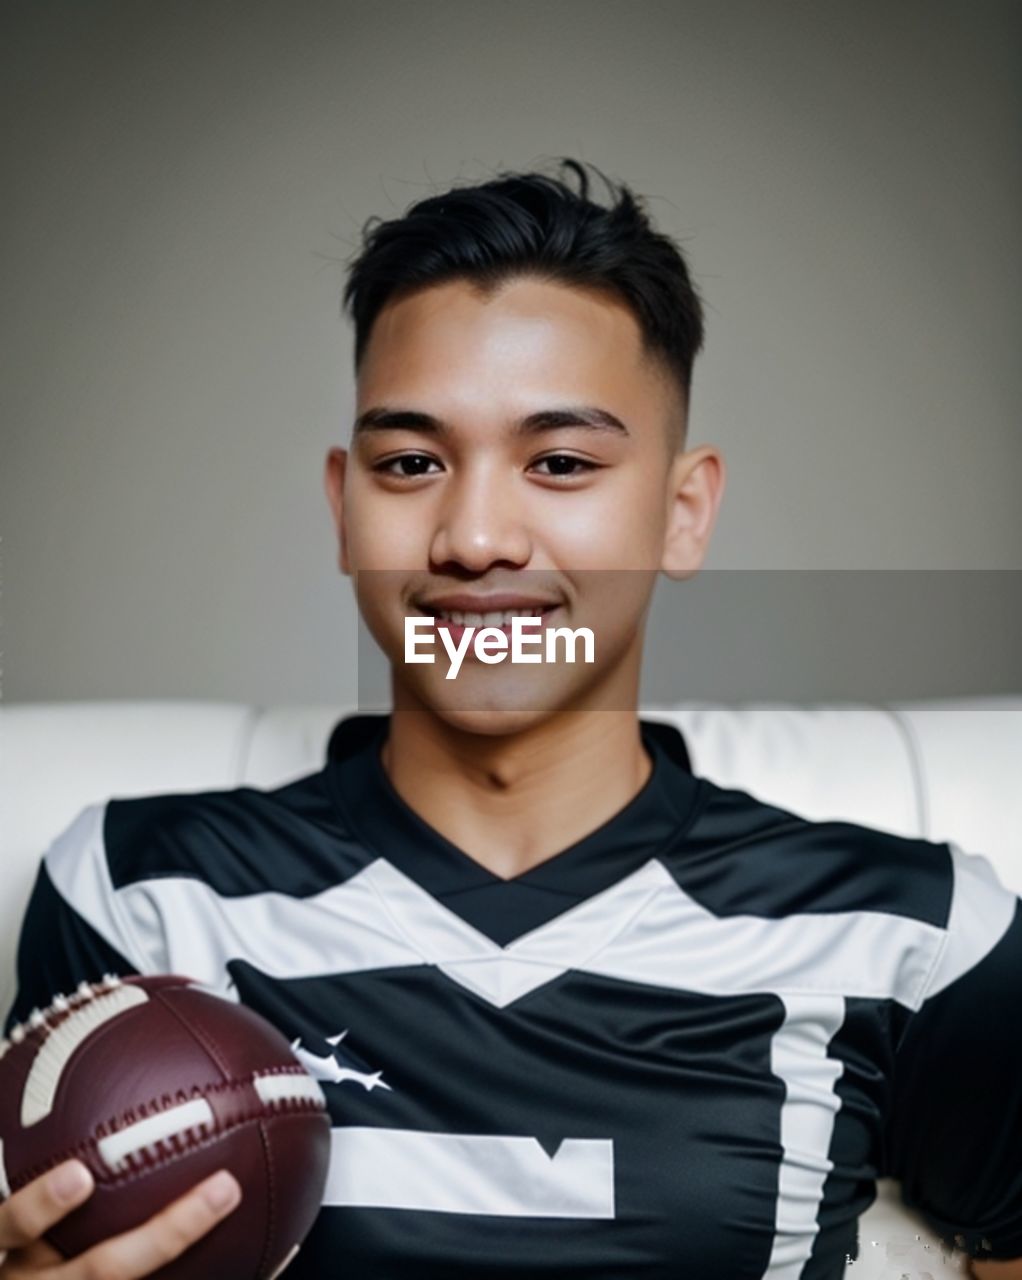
324, 713, 705, 946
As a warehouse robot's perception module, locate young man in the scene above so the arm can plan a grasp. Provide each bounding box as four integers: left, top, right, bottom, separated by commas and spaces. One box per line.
2, 160, 1020, 1280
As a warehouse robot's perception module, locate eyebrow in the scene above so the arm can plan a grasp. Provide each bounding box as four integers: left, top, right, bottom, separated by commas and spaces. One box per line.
352, 405, 630, 438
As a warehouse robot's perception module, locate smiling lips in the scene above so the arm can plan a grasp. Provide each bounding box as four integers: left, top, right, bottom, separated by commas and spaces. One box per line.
415, 593, 561, 633
425, 611, 558, 645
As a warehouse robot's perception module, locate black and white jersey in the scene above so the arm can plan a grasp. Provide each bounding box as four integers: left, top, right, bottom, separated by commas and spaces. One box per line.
6, 714, 1022, 1278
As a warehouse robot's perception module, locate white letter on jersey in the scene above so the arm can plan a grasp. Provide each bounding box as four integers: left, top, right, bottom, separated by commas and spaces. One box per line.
324, 1128, 615, 1219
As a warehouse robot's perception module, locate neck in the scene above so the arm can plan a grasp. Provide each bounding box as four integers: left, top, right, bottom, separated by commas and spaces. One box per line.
379, 699, 652, 880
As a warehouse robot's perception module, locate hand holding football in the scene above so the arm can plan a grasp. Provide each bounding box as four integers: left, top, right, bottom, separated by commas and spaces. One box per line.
0, 973, 331, 1279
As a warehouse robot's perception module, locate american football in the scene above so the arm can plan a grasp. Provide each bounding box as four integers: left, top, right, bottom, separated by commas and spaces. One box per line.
0, 972, 331, 1279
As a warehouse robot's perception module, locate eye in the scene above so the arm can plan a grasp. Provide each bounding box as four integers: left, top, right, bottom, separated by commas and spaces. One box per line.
371, 453, 443, 478
370, 452, 600, 481
530, 453, 601, 479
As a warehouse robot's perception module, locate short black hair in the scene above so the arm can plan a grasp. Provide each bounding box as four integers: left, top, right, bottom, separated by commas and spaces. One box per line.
341, 158, 706, 433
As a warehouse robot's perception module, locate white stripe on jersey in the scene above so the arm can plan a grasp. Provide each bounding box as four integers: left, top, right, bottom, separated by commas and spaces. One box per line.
766, 995, 846, 1278
46, 816, 1013, 1014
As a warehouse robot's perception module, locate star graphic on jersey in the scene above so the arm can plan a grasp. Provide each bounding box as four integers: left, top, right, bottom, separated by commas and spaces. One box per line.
290, 1029, 392, 1092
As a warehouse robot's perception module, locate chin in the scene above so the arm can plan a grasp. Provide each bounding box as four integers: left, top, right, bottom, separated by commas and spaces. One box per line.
403, 669, 603, 739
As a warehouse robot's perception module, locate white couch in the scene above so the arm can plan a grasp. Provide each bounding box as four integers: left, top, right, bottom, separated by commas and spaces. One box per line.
2, 697, 1019, 1278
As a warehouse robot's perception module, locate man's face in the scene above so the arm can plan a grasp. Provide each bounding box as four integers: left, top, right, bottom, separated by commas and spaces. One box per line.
325, 275, 723, 735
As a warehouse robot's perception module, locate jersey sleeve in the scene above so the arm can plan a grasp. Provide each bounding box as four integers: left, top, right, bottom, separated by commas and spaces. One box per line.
882, 840, 1022, 1263
3, 803, 145, 1038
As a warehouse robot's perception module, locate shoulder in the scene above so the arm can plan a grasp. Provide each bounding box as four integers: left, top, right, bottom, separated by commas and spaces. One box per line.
669, 775, 959, 927
663, 777, 1020, 1012
45, 766, 352, 898
915, 840, 1021, 1003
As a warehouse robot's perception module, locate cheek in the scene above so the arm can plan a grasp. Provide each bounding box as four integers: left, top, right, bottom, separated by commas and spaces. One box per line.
583, 567, 659, 648
344, 482, 428, 570
540, 472, 667, 568
347, 525, 405, 571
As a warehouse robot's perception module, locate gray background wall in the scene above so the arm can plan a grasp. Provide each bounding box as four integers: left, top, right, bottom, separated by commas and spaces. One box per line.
2, 0, 1019, 707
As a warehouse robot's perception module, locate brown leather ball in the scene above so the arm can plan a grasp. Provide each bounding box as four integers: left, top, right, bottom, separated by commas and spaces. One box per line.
0, 973, 331, 1279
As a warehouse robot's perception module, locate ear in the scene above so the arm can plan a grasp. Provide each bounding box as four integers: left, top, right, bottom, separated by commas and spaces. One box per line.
660, 444, 727, 581
323, 446, 351, 576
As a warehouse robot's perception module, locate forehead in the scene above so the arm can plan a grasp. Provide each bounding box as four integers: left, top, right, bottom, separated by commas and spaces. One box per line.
356, 276, 670, 416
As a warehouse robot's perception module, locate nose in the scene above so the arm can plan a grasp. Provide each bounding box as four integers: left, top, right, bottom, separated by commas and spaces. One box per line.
429, 463, 532, 574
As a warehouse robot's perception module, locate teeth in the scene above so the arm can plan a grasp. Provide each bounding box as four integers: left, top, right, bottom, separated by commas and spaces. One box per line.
430, 607, 549, 627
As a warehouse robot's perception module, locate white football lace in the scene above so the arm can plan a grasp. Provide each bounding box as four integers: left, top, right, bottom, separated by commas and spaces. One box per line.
16, 977, 148, 1127
96, 1097, 215, 1172
253, 1071, 327, 1109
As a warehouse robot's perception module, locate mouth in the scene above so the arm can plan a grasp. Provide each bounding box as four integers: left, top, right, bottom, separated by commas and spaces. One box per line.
412, 603, 561, 645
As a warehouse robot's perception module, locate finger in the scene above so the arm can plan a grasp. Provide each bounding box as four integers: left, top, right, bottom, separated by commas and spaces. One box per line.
2, 1234, 67, 1269
61, 1168, 241, 1280
0, 1160, 94, 1251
